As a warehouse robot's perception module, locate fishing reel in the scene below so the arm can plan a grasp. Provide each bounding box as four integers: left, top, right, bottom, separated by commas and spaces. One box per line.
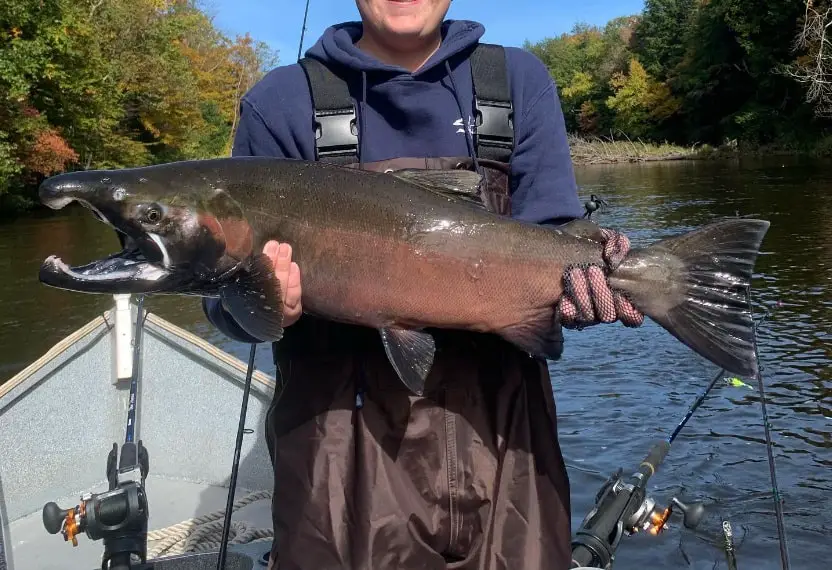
42, 441, 151, 570
571, 441, 705, 570
590, 468, 705, 536
42, 481, 148, 546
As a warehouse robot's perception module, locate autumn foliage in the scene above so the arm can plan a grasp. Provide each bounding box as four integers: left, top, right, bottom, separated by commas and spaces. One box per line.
23, 129, 79, 176
0, 0, 277, 209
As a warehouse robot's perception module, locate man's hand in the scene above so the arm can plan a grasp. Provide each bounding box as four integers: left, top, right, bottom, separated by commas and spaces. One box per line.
263, 241, 303, 327
556, 223, 644, 329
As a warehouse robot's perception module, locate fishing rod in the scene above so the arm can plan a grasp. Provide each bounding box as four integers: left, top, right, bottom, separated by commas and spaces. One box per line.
663, 298, 790, 569
38, 294, 261, 570
43, 296, 150, 570
297, 0, 311, 62
570, 439, 705, 569
748, 297, 791, 570
570, 300, 786, 570
215, 343, 258, 570
668, 303, 773, 446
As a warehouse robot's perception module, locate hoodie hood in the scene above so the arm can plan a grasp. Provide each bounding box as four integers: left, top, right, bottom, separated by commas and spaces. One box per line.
303, 19, 486, 166
305, 19, 486, 75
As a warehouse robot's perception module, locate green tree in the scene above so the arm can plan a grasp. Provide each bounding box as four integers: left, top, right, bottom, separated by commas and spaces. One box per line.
525, 18, 640, 135
524, 0, 831, 147
632, 0, 696, 79
606, 58, 681, 138
0, 0, 277, 213
671, 0, 812, 145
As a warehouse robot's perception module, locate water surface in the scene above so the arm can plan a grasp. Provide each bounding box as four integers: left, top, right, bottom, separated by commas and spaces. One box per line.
0, 158, 828, 569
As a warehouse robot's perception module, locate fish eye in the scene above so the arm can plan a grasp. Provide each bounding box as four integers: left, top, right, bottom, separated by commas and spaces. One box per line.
143, 205, 163, 224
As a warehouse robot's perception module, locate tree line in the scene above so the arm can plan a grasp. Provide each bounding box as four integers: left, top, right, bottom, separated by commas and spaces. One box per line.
0, 0, 277, 213
3, 0, 832, 215
525, 0, 832, 150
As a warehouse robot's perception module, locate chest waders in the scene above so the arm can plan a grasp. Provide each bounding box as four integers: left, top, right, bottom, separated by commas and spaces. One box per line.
263, 43, 573, 570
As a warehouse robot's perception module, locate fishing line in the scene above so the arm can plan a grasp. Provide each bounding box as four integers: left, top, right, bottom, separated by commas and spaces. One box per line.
747, 293, 791, 570
668, 306, 773, 445
216, 342, 258, 570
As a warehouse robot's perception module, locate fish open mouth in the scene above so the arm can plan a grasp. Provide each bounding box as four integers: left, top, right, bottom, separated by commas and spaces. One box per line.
39, 236, 176, 294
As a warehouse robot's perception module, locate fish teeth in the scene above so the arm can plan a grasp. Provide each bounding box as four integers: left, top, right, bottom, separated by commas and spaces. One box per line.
148, 233, 171, 268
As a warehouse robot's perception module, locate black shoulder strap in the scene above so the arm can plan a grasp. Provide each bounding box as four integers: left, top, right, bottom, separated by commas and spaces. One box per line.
298, 57, 359, 164
298, 43, 515, 165
470, 43, 514, 163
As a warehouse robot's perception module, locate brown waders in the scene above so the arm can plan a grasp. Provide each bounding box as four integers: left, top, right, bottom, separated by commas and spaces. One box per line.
264, 157, 572, 570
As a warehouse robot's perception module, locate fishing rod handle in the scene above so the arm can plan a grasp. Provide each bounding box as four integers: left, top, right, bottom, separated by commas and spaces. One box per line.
637, 440, 670, 482
571, 541, 609, 569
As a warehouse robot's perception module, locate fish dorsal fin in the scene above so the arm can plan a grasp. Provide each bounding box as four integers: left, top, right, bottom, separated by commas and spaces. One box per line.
390, 169, 486, 209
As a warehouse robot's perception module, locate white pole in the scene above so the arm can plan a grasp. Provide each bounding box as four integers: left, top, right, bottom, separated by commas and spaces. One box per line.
112, 293, 133, 384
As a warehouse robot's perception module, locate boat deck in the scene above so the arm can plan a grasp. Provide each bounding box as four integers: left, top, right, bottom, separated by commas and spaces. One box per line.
0, 300, 279, 570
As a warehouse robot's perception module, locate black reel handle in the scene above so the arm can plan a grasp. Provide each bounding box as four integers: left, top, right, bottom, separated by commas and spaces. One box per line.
42, 502, 71, 535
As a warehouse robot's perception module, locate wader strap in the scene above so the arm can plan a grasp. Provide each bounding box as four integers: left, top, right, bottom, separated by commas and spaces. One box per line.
470, 43, 514, 163
298, 57, 358, 165
300, 43, 515, 164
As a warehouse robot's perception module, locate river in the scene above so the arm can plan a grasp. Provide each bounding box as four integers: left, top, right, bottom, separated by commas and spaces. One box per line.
0, 158, 829, 569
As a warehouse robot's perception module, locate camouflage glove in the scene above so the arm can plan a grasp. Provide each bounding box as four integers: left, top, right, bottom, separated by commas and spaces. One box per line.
555, 219, 645, 329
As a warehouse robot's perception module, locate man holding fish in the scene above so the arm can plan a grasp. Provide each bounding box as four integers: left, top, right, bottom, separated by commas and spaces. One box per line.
36, 1, 769, 569
208, 1, 643, 568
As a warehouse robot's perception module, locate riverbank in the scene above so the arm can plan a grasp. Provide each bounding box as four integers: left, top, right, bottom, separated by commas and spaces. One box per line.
569, 133, 832, 165
568, 134, 699, 164
569, 135, 745, 165
2, 135, 830, 220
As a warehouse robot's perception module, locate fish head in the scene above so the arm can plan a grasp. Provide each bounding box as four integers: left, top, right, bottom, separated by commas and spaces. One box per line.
38, 163, 253, 295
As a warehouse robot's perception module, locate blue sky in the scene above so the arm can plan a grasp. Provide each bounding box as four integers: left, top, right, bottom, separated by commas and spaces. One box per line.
202, 0, 646, 64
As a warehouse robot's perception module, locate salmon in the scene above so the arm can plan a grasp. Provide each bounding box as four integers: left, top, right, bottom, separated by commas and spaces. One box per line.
37, 157, 771, 394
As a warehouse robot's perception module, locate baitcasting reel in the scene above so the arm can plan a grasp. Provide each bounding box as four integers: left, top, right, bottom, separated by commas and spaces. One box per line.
42, 441, 150, 570
570, 441, 705, 570
589, 467, 704, 537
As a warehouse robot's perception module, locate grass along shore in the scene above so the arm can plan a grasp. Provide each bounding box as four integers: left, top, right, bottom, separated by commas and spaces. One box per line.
569, 132, 832, 165
568, 134, 707, 165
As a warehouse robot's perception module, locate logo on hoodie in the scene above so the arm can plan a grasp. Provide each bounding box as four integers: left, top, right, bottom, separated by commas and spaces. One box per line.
454, 115, 476, 137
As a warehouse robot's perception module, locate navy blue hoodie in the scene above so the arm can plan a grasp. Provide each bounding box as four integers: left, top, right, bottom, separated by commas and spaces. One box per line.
204, 19, 584, 343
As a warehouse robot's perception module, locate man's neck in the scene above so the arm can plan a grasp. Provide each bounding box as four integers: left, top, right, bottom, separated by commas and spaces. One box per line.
356, 31, 442, 72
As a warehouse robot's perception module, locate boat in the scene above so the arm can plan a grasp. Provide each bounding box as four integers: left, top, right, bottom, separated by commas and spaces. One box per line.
0, 294, 277, 570
0, 294, 740, 570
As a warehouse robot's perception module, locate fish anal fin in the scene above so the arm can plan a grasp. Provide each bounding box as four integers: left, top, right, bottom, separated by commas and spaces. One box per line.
379, 327, 436, 395
499, 311, 564, 361
219, 253, 284, 342
391, 169, 486, 209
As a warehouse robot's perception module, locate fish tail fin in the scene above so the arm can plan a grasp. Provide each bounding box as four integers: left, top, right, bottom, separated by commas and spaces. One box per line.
608, 218, 770, 378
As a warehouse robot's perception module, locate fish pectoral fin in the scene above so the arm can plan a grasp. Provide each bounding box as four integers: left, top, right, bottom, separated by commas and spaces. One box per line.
390, 169, 486, 209
379, 327, 436, 396
499, 312, 564, 361
219, 253, 284, 343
